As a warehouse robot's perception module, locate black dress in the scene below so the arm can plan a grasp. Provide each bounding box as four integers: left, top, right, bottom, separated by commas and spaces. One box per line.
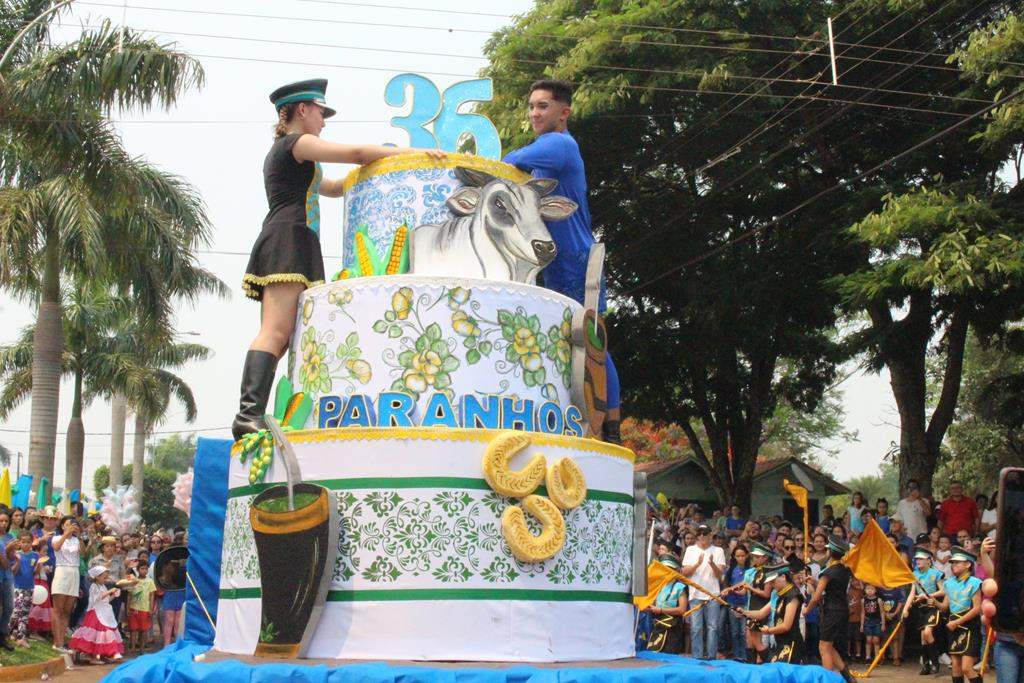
770, 584, 806, 664
819, 561, 852, 644
242, 133, 326, 301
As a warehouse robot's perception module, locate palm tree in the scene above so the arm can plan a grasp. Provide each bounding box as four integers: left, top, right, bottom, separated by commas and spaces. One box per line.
0, 4, 211, 484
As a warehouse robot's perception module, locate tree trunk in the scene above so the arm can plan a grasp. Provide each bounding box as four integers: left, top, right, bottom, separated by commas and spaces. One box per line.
109, 392, 127, 488
27, 231, 62, 485
132, 411, 145, 507
64, 369, 85, 493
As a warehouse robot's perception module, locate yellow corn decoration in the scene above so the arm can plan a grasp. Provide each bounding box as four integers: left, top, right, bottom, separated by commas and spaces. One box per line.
386, 226, 408, 275
355, 232, 373, 276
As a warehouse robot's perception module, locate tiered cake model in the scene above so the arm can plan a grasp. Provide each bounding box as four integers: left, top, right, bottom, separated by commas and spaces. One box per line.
216, 154, 637, 661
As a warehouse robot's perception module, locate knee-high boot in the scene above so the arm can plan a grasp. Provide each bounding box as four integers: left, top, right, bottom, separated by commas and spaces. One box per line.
231, 350, 279, 440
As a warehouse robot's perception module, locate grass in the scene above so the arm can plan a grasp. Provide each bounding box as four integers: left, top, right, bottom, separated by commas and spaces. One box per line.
0, 637, 61, 667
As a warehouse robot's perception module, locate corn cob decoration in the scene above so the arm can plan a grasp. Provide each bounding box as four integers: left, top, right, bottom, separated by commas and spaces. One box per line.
386, 225, 409, 275
231, 376, 313, 485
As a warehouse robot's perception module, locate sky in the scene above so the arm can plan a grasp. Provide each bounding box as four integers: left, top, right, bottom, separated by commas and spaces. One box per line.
0, 0, 900, 495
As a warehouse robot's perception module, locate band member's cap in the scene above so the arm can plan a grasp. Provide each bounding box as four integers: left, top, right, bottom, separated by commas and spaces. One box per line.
913, 546, 933, 560
763, 562, 792, 582
748, 540, 772, 557
658, 553, 681, 570
269, 78, 336, 118
950, 546, 976, 563
826, 535, 849, 555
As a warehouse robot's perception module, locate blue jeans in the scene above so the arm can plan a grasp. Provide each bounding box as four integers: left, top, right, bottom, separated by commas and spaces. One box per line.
0, 576, 13, 638
689, 599, 721, 660
997, 638, 1024, 683
728, 608, 747, 660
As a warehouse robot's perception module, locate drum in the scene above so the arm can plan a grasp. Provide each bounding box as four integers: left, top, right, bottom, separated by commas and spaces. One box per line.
153, 545, 189, 591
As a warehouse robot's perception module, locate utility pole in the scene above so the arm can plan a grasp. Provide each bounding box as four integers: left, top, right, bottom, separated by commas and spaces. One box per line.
16, 451, 22, 478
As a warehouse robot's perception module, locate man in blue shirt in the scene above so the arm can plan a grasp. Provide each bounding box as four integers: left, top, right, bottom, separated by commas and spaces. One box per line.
503, 80, 622, 443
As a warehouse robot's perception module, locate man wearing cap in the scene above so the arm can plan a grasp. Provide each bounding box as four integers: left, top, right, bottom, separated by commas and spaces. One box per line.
937, 547, 983, 683
742, 540, 774, 663
233, 78, 443, 442
646, 555, 688, 654
681, 523, 727, 660
904, 546, 946, 675
502, 79, 622, 443
805, 535, 856, 683
890, 514, 915, 556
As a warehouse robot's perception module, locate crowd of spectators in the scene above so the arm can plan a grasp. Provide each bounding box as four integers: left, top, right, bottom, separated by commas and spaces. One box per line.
0, 501, 187, 661
641, 478, 998, 671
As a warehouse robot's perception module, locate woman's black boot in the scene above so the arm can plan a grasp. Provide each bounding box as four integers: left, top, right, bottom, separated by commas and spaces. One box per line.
231, 350, 279, 441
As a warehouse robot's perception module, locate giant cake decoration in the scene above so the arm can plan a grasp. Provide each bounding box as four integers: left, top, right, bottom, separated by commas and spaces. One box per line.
216, 153, 637, 662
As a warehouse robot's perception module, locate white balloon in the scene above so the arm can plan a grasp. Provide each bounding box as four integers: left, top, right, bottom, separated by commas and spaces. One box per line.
32, 584, 48, 605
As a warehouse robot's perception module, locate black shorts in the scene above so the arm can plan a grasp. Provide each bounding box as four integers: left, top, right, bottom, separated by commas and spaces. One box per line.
912, 604, 942, 630
771, 638, 806, 665
949, 615, 981, 659
648, 615, 684, 654
820, 608, 849, 643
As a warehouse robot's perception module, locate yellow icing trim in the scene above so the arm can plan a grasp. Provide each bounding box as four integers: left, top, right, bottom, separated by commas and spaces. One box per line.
283, 426, 635, 463
242, 273, 325, 300
341, 153, 532, 195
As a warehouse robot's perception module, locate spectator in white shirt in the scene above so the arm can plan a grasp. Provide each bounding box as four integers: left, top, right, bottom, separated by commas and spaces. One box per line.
681, 523, 727, 660
896, 479, 930, 541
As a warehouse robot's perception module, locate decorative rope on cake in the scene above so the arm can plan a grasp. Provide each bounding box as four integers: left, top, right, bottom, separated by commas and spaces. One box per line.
545, 457, 588, 510
481, 432, 546, 497
481, 431, 588, 562
501, 494, 567, 563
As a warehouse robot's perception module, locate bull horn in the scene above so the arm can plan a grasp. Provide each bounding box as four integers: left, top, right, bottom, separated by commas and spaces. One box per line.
454, 166, 499, 188
526, 178, 558, 197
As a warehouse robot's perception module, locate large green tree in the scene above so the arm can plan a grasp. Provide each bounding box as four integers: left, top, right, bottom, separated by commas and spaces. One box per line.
480, 0, 1005, 507
0, 2, 209, 485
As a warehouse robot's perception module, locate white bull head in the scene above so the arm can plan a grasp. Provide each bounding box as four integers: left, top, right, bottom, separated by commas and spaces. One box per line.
408, 167, 578, 284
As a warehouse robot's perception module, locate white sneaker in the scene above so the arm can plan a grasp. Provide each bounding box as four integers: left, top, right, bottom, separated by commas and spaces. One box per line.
939, 654, 951, 667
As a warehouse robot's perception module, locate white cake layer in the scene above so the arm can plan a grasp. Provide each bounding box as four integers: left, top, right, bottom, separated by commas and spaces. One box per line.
216, 427, 636, 661
289, 277, 582, 432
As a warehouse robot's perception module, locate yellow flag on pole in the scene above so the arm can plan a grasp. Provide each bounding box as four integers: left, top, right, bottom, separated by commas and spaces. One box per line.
633, 560, 681, 611
0, 468, 10, 507
843, 518, 917, 588
783, 478, 809, 560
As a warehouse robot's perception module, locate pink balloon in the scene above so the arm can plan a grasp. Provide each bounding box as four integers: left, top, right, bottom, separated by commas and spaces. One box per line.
982, 600, 997, 619
982, 578, 998, 598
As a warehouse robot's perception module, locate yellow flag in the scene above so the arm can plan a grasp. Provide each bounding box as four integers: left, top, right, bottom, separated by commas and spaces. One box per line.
783, 478, 809, 559
0, 468, 9, 507
633, 560, 682, 611
843, 518, 917, 588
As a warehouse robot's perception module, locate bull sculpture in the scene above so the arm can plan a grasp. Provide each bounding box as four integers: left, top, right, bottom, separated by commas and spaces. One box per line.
409, 166, 578, 284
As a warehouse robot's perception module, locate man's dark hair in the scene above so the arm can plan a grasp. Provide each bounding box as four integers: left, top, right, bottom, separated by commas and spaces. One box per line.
530, 79, 573, 105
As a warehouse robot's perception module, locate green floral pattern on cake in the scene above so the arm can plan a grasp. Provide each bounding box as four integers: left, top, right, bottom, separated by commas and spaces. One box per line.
220, 488, 632, 591
299, 327, 373, 401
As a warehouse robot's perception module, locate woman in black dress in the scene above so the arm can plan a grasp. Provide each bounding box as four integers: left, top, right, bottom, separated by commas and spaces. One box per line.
233, 78, 443, 440
735, 562, 806, 664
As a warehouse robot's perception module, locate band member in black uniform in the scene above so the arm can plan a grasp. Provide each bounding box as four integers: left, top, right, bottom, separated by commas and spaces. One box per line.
903, 545, 946, 675
740, 540, 773, 663
805, 535, 855, 683
937, 547, 983, 683
735, 562, 806, 664
646, 554, 688, 654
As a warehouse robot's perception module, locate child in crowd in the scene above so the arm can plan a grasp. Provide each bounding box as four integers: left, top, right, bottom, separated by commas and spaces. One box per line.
126, 559, 157, 654
28, 545, 52, 636
880, 583, 908, 666
160, 561, 186, 645
69, 566, 124, 663
861, 584, 884, 662
7, 530, 40, 648
935, 534, 953, 577
848, 578, 864, 660
904, 546, 945, 675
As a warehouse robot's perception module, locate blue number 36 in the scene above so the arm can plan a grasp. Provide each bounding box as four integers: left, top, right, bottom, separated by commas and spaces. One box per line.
384, 74, 501, 159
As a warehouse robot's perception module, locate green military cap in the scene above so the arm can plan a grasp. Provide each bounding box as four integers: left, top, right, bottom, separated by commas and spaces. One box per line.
914, 546, 933, 561
827, 535, 849, 555
748, 540, 773, 557
763, 562, 792, 582
269, 78, 337, 118
949, 546, 976, 564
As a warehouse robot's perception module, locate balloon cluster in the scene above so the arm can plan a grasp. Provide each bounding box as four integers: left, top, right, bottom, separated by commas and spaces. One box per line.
981, 578, 998, 627
100, 485, 142, 535
172, 469, 194, 517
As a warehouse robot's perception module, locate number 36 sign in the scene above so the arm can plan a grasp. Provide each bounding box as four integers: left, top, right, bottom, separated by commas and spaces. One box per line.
385, 74, 501, 159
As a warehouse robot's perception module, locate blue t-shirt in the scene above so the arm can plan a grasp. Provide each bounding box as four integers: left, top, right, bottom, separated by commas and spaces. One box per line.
943, 574, 982, 614
502, 131, 604, 311
13, 551, 39, 590
0, 532, 13, 581
725, 517, 745, 533
726, 566, 746, 607
913, 567, 944, 595
655, 581, 685, 608
879, 586, 908, 616
875, 515, 891, 533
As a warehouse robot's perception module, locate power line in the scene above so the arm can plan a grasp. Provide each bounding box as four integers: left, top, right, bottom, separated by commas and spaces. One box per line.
618, 86, 1024, 298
